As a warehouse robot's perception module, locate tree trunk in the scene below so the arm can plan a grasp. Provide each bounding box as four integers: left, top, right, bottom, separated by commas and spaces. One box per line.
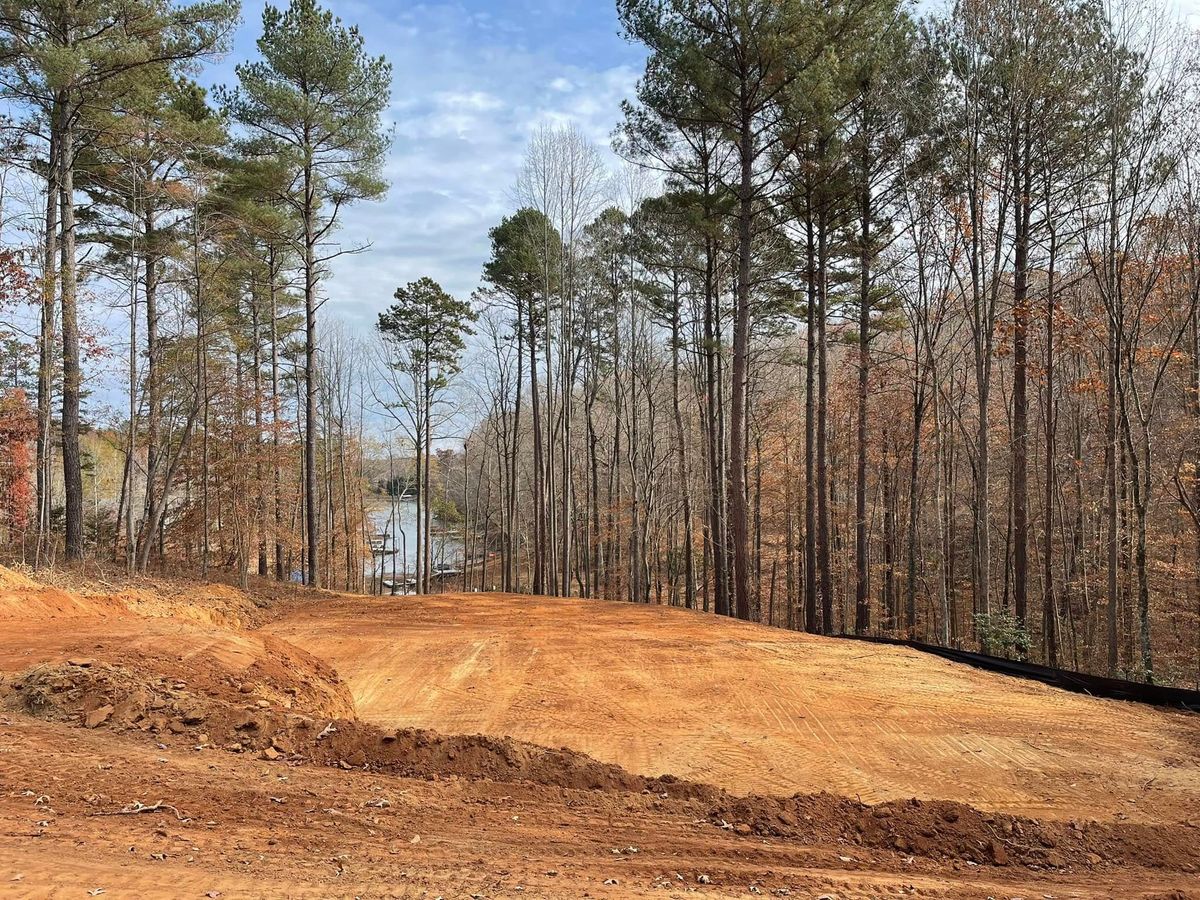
816, 191, 833, 635
1043, 226, 1059, 666
424, 365, 433, 594
704, 233, 728, 616
1011, 132, 1031, 634
59, 101, 84, 560
670, 275, 696, 609
304, 158, 320, 588
855, 137, 871, 636
270, 248, 285, 580
36, 97, 60, 564
728, 102, 753, 623
804, 179, 818, 634
529, 290, 546, 594
139, 205, 161, 568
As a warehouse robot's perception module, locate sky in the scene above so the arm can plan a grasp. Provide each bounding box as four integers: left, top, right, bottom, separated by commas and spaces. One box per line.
10, 0, 1200, 423
204, 0, 1200, 336
200, 0, 647, 333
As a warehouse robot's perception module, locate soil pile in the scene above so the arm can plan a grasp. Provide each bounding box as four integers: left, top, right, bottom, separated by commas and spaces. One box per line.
712, 793, 1200, 873
1, 649, 353, 750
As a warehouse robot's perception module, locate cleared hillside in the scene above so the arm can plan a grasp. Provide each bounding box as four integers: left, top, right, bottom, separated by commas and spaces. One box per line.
270, 592, 1200, 824
1, 569, 1198, 897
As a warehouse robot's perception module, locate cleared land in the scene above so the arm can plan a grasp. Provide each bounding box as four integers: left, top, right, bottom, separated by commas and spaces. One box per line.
270, 592, 1200, 824
0, 569, 1198, 898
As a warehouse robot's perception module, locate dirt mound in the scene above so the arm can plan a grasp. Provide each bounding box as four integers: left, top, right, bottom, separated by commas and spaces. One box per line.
1, 643, 709, 794
18, 658, 1195, 878
99, 582, 263, 630
26, 656, 1186, 879
5, 567, 274, 630
711, 793, 1200, 874
302, 719, 714, 798
4, 661, 220, 732
0, 567, 353, 737
1, 631, 354, 748
0, 563, 39, 589
0, 588, 127, 620
0, 576, 129, 621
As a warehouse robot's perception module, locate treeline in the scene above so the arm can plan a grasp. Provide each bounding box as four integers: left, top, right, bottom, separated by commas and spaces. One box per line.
0, 0, 390, 590
450, 0, 1200, 686
3, 0, 1199, 688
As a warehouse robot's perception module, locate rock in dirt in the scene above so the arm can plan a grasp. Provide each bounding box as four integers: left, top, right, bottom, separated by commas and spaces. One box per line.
232, 712, 260, 732
83, 705, 114, 728
179, 706, 206, 726
989, 839, 1009, 866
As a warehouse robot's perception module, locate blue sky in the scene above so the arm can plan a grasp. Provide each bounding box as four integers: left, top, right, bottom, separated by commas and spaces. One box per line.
204, 0, 1200, 336
201, 0, 646, 331
14, 0, 1200, 423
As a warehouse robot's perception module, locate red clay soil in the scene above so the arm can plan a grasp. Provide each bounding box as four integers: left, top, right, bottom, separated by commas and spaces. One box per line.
2, 569, 1199, 897
269, 592, 1200, 824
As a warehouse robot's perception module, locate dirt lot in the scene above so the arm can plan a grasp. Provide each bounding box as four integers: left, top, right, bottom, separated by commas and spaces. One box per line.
270, 592, 1200, 824
1, 568, 1199, 898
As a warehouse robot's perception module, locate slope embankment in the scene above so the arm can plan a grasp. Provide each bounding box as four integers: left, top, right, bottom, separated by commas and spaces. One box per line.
269, 591, 1200, 825
1, 566, 1199, 897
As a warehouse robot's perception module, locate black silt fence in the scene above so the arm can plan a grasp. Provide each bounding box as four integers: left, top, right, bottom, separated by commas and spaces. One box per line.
838, 634, 1200, 713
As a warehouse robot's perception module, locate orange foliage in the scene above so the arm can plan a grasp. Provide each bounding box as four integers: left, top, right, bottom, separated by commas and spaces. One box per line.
0, 389, 36, 535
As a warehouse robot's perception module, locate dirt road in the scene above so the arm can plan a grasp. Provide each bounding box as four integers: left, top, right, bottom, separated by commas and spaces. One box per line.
271, 592, 1200, 824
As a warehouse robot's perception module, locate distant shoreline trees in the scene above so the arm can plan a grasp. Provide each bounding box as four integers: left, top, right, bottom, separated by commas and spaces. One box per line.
377, 277, 476, 594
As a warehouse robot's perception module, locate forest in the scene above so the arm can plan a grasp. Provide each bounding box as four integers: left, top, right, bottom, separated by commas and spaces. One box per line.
2, 0, 1200, 689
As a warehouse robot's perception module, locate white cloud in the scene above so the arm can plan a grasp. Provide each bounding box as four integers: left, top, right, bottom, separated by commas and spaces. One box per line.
434, 90, 505, 111
45, 0, 646, 409
254, 1, 646, 324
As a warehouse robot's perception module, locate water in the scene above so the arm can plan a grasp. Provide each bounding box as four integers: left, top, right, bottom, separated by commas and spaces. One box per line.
365, 500, 465, 591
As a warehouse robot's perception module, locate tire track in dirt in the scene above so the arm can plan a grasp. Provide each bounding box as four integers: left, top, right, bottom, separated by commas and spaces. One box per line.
4, 572, 1200, 898
268, 592, 1200, 824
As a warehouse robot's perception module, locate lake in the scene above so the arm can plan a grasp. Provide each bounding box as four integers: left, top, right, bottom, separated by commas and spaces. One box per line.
365, 499, 465, 592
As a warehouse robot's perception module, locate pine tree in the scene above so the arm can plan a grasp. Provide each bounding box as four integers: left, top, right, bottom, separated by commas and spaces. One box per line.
220, 0, 391, 587
378, 278, 475, 594
0, 0, 236, 560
